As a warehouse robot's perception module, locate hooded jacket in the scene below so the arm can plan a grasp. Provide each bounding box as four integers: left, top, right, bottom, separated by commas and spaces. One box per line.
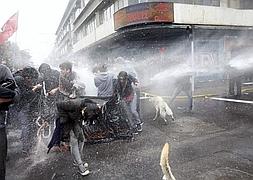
94, 72, 115, 97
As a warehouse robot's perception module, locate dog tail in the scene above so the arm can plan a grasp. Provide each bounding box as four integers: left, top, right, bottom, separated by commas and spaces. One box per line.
160, 143, 176, 180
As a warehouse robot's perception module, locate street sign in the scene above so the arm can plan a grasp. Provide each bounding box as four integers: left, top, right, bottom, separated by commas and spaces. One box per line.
114, 2, 174, 30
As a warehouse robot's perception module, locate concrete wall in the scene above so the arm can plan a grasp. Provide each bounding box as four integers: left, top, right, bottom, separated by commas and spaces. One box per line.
174, 3, 253, 26
73, 18, 115, 52
73, 31, 96, 52
96, 18, 115, 41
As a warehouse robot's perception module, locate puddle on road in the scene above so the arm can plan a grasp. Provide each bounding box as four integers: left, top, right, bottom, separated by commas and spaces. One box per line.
196, 167, 253, 180
7, 129, 51, 180
173, 117, 225, 135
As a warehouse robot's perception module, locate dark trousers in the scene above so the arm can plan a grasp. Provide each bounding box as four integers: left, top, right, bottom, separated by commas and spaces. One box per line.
229, 77, 241, 97
0, 127, 7, 180
170, 85, 193, 111
135, 88, 141, 118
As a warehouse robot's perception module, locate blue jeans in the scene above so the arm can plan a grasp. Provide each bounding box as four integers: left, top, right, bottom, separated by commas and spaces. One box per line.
70, 130, 85, 165
126, 93, 142, 129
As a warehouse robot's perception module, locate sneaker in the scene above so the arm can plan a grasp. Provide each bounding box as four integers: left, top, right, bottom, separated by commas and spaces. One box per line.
78, 164, 90, 176
131, 128, 139, 135
79, 168, 90, 176
73, 161, 88, 168
136, 124, 142, 132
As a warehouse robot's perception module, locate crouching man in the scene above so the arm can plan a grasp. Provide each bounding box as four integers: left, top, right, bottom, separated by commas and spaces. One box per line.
48, 99, 99, 176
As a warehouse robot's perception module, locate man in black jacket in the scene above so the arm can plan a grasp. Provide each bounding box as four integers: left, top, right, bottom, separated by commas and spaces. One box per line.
38, 63, 60, 133
0, 64, 18, 180
47, 62, 89, 176
114, 71, 142, 133
15, 67, 41, 155
38, 63, 60, 93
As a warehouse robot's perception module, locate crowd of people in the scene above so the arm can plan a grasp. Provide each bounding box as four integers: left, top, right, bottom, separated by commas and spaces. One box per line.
2, 53, 251, 180
0, 61, 144, 179
0, 58, 197, 179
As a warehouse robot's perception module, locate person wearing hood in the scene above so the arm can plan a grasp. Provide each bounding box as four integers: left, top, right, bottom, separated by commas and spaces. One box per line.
38, 63, 60, 127
38, 63, 60, 94
14, 66, 41, 155
94, 64, 115, 97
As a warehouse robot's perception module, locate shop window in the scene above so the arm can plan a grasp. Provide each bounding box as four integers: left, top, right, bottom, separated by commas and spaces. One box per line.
119, 0, 124, 9
240, 0, 253, 9
150, 0, 220, 6
193, 0, 220, 6
99, 4, 114, 26
128, 0, 139, 5
99, 11, 105, 25
114, 1, 119, 11
110, 4, 114, 16
86, 18, 95, 34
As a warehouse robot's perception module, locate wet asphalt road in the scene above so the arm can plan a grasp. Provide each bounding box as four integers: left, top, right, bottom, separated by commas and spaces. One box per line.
5, 92, 253, 180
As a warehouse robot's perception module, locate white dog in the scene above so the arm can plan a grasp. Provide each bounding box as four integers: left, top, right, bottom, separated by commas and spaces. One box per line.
149, 96, 175, 123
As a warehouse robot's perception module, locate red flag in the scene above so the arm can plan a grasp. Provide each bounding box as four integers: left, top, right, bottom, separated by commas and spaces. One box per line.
0, 12, 18, 44
0, 31, 11, 44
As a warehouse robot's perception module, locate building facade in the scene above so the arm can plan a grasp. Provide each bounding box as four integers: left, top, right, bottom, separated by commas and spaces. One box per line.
54, 0, 253, 84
